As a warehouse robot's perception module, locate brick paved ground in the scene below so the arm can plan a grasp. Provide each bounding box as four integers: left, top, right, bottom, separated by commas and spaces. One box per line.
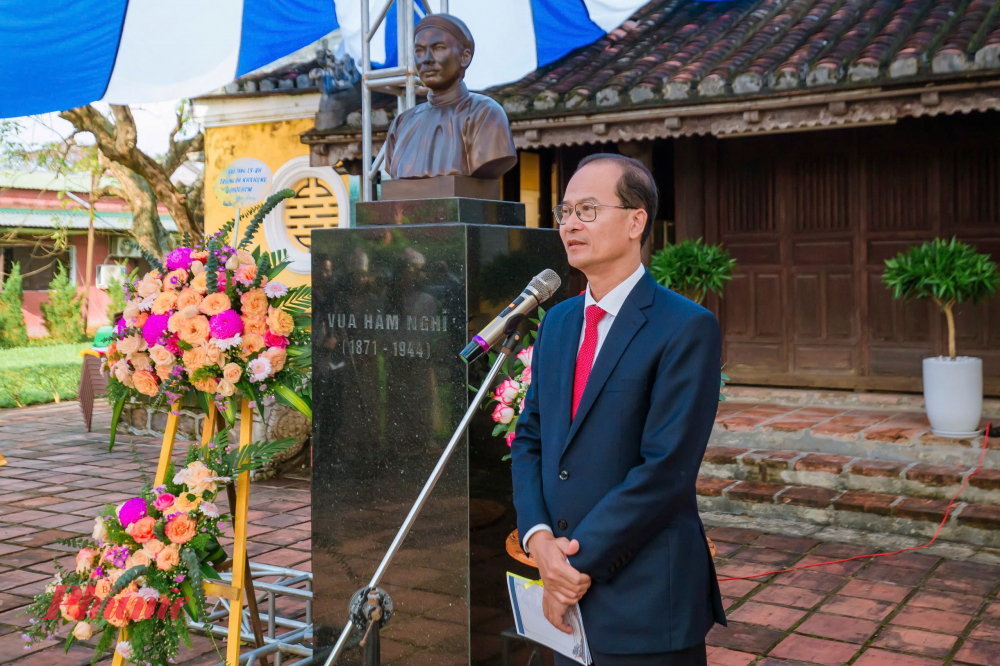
2, 401, 1000, 666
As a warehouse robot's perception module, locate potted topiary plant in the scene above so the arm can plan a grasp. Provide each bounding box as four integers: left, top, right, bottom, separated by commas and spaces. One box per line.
883, 237, 1000, 437
650, 237, 737, 304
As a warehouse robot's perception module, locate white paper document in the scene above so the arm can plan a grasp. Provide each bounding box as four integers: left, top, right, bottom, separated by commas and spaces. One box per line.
506, 572, 592, 664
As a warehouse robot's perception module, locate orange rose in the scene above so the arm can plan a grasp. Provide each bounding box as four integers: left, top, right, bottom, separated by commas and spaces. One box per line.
93, 578, 113, 600
164, 515, 197, 545
136, 276, 161, 298
222, 362, 242, 383
174, 492, 201, 513
164, 268, 188, 290
155, 364, 172, 381
126, 516, 156, 543
130, 352, 151, 371
182, 346, 208, 372
178, 315, 210, 344
117, 334, 142, 356
234, 263, 257, 285
191, 251, 209, 262
133, 369, 159, 397
267, 307, 295, 336
142, 539, 165, 557
217, 379, 236, 396
200, 292, 231, 317
192, 377, 219, 393
237, 249, 255, 265
104, 596, 130, 627
149, 344, 174, 366
240, 289, 268, 318
167, 311, 186, 333
191, 272, 208, 295
151, 291, 178, 315
204, 342, 223, 366
156, 544, 181, 571
176, 288, 203, 310
123, 302, 140, 325
127, 550, 152, 569
241, 333, 265, 357
243, 316, 267, 335
261, 347, 287, 373
135, 312, 149, 328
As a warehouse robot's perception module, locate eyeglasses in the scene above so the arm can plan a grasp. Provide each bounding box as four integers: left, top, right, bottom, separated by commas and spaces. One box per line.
551, 202, 634, 225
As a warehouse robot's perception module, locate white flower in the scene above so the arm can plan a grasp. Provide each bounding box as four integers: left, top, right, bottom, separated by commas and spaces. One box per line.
263, 281, 288, 298
137, 294, 156, 312
200, 501, 220, 518
116, 641, 132, 659
213, 334, 242, 351
247, 357, 272, 382
225, 255, 240, 271
92, 516, 108, 541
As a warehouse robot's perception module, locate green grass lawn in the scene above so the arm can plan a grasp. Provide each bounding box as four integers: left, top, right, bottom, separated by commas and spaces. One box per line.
0, 342, 91, 408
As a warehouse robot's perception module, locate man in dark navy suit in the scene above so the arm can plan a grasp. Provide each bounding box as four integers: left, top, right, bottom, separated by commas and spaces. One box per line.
511, 154, 726, 665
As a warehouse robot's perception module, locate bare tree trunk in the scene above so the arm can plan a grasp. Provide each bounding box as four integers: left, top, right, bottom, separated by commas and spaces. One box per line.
105, 160, 172, 257
943, 300, 957, 360
80, 172, 97, 333
58, 103, 204, 249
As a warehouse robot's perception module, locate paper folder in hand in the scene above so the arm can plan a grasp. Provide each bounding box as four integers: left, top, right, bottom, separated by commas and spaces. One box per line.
506, 572, 592, 664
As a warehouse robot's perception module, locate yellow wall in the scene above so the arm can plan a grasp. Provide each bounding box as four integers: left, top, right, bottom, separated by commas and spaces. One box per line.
204, 119, 316, 289
519, 151, 540, 228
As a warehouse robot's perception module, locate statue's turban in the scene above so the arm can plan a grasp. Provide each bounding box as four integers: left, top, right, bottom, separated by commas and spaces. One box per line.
415, 14, 475, 56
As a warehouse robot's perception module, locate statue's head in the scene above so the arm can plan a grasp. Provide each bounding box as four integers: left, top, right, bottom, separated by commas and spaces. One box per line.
414, 14, 474, 92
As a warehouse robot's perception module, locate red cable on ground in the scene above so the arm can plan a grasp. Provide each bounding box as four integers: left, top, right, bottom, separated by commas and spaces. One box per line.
717, 423, 993, 582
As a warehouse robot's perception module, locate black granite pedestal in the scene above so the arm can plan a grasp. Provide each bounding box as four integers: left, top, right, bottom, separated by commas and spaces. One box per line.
311, 213, 576, 665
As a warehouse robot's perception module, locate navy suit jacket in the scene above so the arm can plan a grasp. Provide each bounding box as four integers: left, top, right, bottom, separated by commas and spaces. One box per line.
510, 269, 727, 654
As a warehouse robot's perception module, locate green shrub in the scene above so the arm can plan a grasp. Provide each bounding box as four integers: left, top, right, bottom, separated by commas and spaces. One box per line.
40, 262, 85, 343
104, 262, 131, 322
0, 262, 29, 348
650, 238, 737, 304
883, 237, 1000, 359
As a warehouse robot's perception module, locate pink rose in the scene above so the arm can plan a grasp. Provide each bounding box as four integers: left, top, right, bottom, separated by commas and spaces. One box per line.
520, 366, 532, 385
492, 403, 514, 425
517, 346, 532, 367
493, 378, 521, 405
505, 431, 515, 448
154, 493, 176, 512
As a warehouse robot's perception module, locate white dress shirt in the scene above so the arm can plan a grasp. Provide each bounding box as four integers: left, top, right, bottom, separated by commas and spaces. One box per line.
522, 263, 647, 553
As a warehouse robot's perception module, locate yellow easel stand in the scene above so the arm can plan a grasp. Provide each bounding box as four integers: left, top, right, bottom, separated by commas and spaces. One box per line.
111, 399, 255, 666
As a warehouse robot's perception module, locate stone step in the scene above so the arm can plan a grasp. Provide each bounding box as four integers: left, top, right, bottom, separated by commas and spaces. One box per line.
700, 445, 1000, 506
696, 476, 1000, 548
712, 403, 998, 468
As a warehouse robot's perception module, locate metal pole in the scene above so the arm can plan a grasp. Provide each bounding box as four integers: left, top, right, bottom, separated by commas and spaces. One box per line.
361, 0, 373, 201
322, 338, 518, 666
396, 0, 406, 116
440, 0, 448, 13
405, 0, 416, 109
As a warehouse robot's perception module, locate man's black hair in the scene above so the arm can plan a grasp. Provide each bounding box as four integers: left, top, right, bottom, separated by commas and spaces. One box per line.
576, 153, 657, 246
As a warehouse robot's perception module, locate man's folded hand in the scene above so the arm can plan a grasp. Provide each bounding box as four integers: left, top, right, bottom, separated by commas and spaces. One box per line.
527, 531, 591, 605
542, 588, 573, 634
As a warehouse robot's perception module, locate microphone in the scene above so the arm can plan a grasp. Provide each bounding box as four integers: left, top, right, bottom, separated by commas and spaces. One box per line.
460, 269, 562, 364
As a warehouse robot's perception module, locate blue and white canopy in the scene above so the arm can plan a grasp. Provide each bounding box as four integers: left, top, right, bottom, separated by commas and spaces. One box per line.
1, 0, 654, 118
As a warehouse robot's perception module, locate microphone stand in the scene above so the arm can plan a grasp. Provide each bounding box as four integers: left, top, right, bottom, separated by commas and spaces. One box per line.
323, 325, 525, 666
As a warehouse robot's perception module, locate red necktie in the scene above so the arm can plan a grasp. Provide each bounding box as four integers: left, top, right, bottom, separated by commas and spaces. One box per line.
573, 305, 606, 419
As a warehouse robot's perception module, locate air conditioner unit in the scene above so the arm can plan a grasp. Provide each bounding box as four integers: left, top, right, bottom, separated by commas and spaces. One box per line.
96, 264, 127, 290
109, 236, 143, 258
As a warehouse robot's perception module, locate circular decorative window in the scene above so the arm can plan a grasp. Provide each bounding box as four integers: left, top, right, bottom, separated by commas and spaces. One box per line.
264, 156, 351, 274
283, 177, 340, 252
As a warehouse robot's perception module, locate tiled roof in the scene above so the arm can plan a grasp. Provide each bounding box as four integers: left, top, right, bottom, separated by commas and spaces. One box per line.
0, 208, 177, 233
487, 0, 1000, 117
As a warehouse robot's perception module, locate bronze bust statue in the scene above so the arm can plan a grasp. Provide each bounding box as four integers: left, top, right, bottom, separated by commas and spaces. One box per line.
383, 14, 517, 199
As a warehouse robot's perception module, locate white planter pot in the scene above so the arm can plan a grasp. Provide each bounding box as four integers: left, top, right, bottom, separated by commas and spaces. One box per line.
923, 356, 983, 437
